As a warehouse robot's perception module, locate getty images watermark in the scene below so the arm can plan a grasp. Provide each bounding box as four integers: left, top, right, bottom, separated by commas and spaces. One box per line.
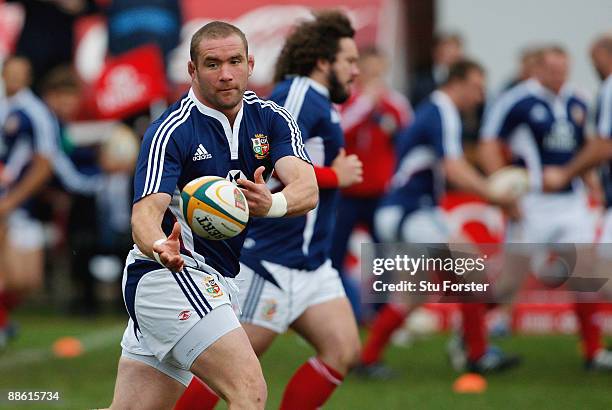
360, 243, 612, 304
372, 253, 489, 293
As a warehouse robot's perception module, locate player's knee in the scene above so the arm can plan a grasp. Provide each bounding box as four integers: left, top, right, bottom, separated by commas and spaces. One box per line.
227, 364, 267, 408
321, 334, 361, 373
343, 337, 362, 370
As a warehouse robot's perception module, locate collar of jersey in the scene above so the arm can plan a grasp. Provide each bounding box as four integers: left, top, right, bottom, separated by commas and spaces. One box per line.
431, 90, 458, 113
188, 88, 242, 160
304, 77, 330, 97
8, 88, 35, 106
526, 79, 576, 119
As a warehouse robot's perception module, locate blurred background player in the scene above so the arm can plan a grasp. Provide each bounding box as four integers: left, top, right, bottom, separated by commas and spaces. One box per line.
505, 47, 543, 90
38, 65, 107, 317
331, 47, 412, 322
479, 45, 612, 370
177, 10, 363, 410
540, 34, 612, 370
410, 32, 464, 107
357, 59, 520, 377
543, 35, 612, 190
0, 57, 103, 343
0, 56, 55, 346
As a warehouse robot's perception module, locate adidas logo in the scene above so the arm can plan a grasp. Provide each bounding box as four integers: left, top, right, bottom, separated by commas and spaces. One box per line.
193, 144, 212, 161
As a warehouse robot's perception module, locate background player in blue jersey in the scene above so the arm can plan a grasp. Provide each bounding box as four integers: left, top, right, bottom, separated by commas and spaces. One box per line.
543, 35, 612, 191
0, 56, 55, 308
358, 60, 519, 377
539, 34, 612, 371
179, 11, 362, 410
479, 45, 612, 371
108, 21, 317, 410
0, 58, 102, 332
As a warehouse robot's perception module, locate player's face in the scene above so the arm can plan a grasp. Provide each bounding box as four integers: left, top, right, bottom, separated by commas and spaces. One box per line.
328, 37, 360, 104
461, 69, 485, 111
358, 54, 388, 84
435, 40, 463, 66
45, 89, 81, 122
540, 52, 568, 94
189, 34, 254, 112
2, 58, 31, 97
591, 47, 610, 81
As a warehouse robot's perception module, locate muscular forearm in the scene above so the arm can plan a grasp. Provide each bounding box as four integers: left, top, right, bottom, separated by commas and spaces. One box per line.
565, 138, 612, 179
282, 167, 318, 216
131, 195, 170, 258
444, 157, 491, 200
478, 140, 507, 175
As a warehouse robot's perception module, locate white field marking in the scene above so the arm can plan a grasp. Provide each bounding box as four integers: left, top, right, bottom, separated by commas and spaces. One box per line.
0, 324, 124, 371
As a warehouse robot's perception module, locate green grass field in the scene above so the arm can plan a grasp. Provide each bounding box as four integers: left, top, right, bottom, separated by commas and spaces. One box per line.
1, 311, 611, 409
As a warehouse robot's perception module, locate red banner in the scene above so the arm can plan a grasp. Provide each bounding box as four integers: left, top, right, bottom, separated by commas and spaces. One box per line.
91, 45, 167, 120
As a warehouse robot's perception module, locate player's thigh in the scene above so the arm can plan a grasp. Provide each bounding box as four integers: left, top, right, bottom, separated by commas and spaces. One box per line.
291, 297, 360, 362
110, 356, 185, 410
2, 211, 44, 288
190, 326, 265, 399
242, 322, 279, 357
3, 246, 44, 289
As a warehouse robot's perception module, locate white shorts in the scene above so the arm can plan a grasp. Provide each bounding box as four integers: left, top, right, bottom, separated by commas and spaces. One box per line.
7, 209, 44, 250
507, 192, 596, 244
120, 250, 240, 384
237, 259, 346, 333
375, 206, 449, 243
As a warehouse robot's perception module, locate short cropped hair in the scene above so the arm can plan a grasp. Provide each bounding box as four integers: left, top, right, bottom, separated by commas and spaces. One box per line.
190, 21, 248, 63
40, 65, 79, 95
433, 32, 463, 49
273, 10, 355, 83
592, 34, 612, 54
444, 59, 484, 84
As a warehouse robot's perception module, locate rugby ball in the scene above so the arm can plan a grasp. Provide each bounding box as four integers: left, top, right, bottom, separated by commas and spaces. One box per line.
487, 166, 530, 199
180, 176, 249, 240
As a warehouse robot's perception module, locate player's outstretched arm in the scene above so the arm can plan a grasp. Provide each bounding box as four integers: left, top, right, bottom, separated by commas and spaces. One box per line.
238, 158, 318, 218
444, 157, 518, 212
0, 153, 52, 219
132, 193, 184, 272
477, 139, 507, 175
275, 157, 318, 215
543, 138, 612, 192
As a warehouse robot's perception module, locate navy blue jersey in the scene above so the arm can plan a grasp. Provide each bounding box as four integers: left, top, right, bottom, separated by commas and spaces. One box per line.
0, 89, 57, 206
242, 77, 344, 271
481, 79, 588, 192
132, 89, 309, 278
594, 74, 612, 206
382, 90, 463, 211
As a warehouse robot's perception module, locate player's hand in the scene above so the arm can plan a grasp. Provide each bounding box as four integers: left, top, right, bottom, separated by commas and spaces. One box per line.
487, 191, 522, 221
152, 222, 184, 272
331, 148, 363, 188
237, 166, 273, 217
0, 198, 15, 221
542, 166, 570, 192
